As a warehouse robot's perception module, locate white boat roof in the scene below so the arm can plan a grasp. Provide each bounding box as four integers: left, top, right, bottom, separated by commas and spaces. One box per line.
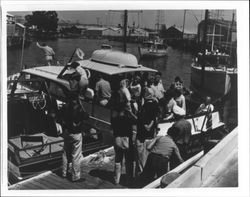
77, 49, 157, 75
22, 50, 157, 81
22, 66, 70, 87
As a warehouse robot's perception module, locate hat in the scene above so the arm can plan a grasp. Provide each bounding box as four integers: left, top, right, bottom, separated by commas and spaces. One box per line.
144, 87, 155, 100
173, 105, 186, 116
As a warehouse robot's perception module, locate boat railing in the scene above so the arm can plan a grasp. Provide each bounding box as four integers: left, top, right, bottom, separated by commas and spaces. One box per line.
8, 135, 64, 166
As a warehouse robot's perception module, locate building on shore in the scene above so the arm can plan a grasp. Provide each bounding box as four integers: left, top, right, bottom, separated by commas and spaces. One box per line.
161, 25, 197, 52
7, 13, 27, 48
163, 25, 197, 41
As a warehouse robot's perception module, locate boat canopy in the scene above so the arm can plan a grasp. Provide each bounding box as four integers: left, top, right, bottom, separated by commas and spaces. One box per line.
22, 66, 69, 86
77, 49, 157, 75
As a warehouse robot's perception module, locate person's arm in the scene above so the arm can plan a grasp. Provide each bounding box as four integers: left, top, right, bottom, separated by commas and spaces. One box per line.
127, 110, 137, 122
94, 82, 99, 99
132, 125, 137, 145
181, 95, 186, 112
55, 122, 63, 135
144, 120, 154, 131
195, 103, 205, 114
146, 136, 160, 150
51, 49, 55, 56
173, 144, 184, 163
165, 113, 174, 120
36, 42, 44, 49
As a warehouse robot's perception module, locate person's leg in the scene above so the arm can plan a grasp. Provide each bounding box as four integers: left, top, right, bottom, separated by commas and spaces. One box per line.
135, 139, 144, 173
62, 132, 71, 177
140, 153, 156, 185
155, 156, 169, 178
70, 133, 83, 181
114, 145, 123, 184
45, 56, 52, 66
125, 146, 134, 183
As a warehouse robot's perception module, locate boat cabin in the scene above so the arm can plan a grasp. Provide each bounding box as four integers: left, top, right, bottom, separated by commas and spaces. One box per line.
62, 49, 158, 145
142, 41, 167, 50
8, 49, 157, 156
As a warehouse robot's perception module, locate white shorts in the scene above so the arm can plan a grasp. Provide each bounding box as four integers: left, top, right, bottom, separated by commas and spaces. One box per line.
45, 55, 53, 61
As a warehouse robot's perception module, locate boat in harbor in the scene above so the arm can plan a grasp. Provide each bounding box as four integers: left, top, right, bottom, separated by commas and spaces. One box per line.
190, 10, 237, 100
7, 47, 228, 186
191, 51, 237, 98
7, 49, 157, 184
138, 40, 168, 58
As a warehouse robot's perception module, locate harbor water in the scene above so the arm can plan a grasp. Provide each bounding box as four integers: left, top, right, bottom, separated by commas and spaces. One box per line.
7, 38, 193, 90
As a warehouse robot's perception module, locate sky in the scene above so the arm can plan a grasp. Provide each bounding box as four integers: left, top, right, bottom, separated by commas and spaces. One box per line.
9, 10, 235, 33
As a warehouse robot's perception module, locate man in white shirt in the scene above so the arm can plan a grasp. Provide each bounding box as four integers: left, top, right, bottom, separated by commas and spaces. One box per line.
195, 96, 214, 114
36, 42, 55, 66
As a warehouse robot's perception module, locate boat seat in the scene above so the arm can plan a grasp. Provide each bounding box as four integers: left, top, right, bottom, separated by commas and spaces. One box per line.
20, 135, 46, 155
9, 133, 64, 164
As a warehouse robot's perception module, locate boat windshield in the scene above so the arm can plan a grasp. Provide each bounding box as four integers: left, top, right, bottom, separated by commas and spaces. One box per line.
8, 73, 45, 95
8, 72, 67, 102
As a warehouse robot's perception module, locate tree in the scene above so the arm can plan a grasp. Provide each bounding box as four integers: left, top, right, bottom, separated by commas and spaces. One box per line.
25, 11, 58, 37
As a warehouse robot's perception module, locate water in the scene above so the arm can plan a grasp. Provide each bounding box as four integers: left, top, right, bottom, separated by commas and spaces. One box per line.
7, 38, 237, 129
7, 38, 193, 90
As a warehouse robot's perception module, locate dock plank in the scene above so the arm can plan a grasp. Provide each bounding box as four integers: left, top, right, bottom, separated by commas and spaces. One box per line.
25, 179, 51, 190
48, 174, 83, 189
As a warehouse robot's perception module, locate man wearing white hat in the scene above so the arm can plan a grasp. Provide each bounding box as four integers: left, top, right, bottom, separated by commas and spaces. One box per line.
170, 105, 191, 162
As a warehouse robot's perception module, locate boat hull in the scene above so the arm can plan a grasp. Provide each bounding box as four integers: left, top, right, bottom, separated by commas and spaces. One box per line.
190, 65, 237, 97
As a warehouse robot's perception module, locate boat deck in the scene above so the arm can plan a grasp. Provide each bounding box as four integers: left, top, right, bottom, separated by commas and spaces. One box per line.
9, 148, 128, 190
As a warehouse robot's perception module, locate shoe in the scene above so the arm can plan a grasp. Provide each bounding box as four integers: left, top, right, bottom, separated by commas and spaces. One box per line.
72, 178, 86, 182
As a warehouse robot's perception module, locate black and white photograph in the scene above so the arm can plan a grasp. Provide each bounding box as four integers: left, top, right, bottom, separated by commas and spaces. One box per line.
1, 1, 249, 196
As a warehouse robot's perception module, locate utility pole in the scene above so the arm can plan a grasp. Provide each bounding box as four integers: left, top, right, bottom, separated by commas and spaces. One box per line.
109, 10, 142, 52
229, 11, 235, 66
96, 17, 100, 26
123, 10, 128, 52
201, 9, 209, 88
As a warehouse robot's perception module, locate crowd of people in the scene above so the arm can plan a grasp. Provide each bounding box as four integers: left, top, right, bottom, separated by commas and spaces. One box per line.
55, 63, 214, 186
92, 71, 196, 186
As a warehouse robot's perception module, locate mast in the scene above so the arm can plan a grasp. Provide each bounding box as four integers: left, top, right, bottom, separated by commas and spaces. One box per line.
123, 10, 128, 52
229, 12, 235, 55
211, 24, 216, 51
229, 12, 235, 67
20, 27, 26, 71
201, 10, 209, 88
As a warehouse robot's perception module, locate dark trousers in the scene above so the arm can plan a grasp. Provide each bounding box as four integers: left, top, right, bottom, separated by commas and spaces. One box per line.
141, 152, 169, 185
114, 139, 134, 180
